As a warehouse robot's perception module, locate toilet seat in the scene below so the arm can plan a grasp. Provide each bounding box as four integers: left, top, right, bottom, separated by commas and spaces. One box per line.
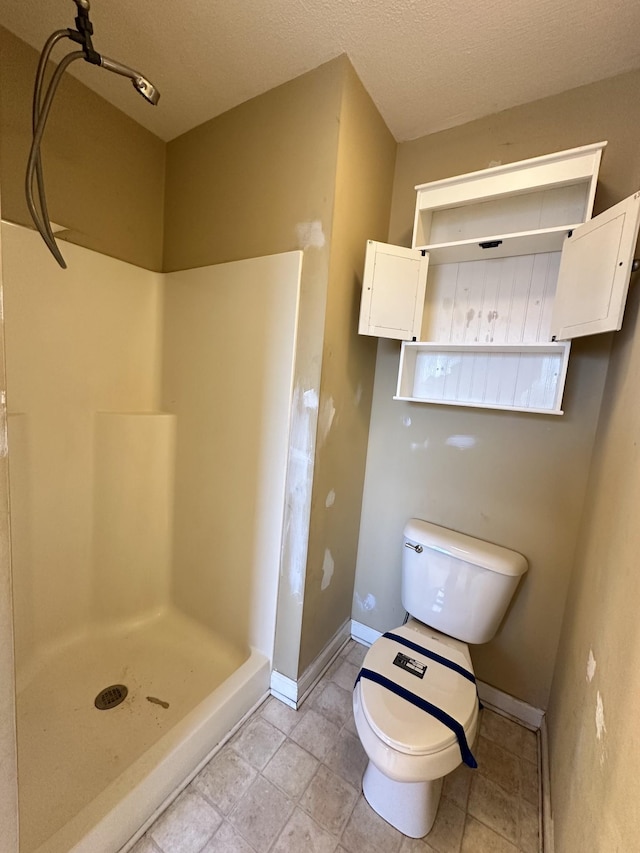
358, 625, 478, 758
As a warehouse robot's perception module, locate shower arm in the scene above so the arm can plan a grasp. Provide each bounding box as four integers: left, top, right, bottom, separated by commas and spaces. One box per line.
65, 0, 159, 102
67, 0, 101, 66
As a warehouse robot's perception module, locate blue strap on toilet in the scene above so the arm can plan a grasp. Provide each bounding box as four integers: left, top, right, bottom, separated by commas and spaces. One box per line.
382, 631, 484, 710
355, 667, 478, 769
382, 632, 476, 683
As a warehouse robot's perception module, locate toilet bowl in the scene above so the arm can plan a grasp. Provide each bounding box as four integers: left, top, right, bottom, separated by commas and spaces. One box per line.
352, 519, 528, 838
353, 621, 479, 837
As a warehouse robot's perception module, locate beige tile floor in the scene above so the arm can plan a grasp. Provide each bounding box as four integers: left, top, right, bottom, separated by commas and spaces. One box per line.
130, 641, 541, 853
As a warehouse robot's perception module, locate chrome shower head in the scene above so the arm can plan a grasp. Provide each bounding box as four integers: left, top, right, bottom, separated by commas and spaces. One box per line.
133, 76, 160, 106
99, 56, 160, 105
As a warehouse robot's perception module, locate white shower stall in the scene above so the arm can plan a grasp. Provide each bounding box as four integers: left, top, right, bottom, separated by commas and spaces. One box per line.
2, 221, 302, 852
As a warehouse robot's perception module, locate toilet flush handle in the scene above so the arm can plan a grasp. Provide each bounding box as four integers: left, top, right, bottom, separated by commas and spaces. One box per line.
404, 542, 423, 553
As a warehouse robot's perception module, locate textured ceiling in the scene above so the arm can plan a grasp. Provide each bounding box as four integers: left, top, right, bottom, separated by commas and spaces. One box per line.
1, 0, 640, 143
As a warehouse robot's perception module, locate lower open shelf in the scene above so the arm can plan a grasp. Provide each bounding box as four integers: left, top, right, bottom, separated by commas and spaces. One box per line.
395, 341, 571, 415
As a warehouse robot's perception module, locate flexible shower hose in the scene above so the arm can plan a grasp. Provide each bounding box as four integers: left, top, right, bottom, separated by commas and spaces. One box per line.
25, 31, 83, 268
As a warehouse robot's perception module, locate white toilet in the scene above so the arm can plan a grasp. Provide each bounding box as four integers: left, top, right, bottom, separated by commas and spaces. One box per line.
352, 518, 528, 838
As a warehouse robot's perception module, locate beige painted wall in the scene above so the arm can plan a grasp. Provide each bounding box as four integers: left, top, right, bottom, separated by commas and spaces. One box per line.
0, 27, 165, 271
0, 196, 19, 853
354, 69, 640, 709
163, 58, 346, 272
546, 217, 640, 845
298, 64, 395, 673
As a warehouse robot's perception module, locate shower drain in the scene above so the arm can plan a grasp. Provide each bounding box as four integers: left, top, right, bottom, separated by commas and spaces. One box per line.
94, 684, 128, 710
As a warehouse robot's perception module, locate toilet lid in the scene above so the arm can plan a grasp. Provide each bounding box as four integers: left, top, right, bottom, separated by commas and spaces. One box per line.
358, 626, 478, 756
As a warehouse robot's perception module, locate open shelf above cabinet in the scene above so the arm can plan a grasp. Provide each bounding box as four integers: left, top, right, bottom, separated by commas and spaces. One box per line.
395, 341, 571, 415
358, 140, 640, 415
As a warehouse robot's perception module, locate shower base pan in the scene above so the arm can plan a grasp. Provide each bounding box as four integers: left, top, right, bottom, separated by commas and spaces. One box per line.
17, 608, 269, 853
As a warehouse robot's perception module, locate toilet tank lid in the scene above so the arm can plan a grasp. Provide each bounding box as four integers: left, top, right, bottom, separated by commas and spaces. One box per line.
404, 519, 528, 577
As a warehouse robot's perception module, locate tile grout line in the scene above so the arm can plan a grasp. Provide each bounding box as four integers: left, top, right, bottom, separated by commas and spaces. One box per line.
265, 645, 364, 852
265, 678, 364, 851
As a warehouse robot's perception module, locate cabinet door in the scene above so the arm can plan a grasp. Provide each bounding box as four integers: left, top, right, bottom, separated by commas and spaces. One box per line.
358, 241, 429, 340
551, 191, 640, 340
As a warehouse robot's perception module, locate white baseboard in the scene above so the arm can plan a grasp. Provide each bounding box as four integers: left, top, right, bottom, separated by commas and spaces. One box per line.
270, 619, 351, 709
350, 619, 381, 646
539, 715, 554, 853
476, 681, 545, 730
269, 671, 298, 709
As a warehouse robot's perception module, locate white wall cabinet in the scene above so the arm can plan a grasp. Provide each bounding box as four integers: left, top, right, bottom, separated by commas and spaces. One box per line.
550, 191, 640, 340
359, 242, 429, 340
359, 142, 640, 415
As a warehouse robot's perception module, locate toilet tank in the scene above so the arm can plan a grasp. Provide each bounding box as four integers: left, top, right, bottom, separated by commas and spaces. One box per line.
402, 519, 528, 644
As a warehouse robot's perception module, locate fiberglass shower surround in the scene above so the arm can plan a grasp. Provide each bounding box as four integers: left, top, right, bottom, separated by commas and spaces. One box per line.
26, 0, 159, 268
3, 222, 300, 852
